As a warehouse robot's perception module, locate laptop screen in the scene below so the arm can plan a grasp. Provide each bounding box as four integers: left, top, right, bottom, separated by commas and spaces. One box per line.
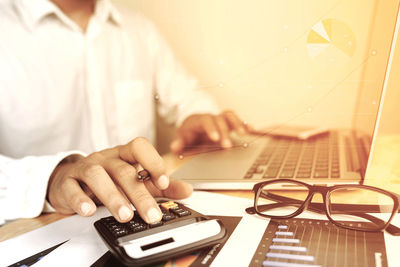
352, 1, 400, 136
352, 1, 400, 175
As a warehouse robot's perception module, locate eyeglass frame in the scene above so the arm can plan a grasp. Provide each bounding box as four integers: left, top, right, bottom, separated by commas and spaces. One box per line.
246, 179, 400, 235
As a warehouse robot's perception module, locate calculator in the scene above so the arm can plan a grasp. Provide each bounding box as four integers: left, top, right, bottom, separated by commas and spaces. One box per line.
94, 199, 227, 266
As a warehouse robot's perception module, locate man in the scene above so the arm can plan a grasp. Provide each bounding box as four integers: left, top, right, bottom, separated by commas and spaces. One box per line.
0, 0, 248, 224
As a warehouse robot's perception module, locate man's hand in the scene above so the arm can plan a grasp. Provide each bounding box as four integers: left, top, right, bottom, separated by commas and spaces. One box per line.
170, 110, 250, 153
47, 137, 192, 223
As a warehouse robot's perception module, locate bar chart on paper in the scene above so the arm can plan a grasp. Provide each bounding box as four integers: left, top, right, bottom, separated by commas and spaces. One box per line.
250, 218, 388, 267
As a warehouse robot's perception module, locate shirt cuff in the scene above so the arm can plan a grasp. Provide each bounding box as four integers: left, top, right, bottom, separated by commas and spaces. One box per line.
43, 200, 56, 213
2, 151, 86, 220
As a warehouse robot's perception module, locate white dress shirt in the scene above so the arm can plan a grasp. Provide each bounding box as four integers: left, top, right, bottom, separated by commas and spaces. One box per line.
0, 0, 219, 223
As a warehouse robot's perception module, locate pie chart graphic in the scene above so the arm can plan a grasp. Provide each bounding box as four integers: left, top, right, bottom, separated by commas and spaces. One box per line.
307, 19, 356, 66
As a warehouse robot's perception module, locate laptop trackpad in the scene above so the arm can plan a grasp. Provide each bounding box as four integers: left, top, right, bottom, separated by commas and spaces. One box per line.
171, 139, 266, 181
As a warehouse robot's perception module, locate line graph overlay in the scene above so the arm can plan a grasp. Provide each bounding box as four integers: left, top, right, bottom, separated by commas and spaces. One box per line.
175, 51, 374, 159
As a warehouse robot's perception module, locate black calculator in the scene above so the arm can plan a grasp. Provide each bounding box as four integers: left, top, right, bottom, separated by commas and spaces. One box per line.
94, 199, 227, 266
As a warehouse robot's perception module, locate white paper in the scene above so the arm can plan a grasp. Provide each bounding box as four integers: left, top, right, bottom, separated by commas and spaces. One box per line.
211, 215, 269, 267
179, 190, 253, 217
1, 191, 253, 267
3, 191, 400, 267
385, 228, 400, 267
33, 226, 109, 267
0, 207, 110, 266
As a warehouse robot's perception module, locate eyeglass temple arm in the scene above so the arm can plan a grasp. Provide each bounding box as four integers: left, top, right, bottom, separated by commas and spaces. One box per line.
254, 192, 400, 235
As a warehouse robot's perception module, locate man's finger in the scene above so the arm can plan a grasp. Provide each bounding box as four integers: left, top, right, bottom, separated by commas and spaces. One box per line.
74, 161, 133, 222
62, 178, 97, 216
145, 179, 193, 200
200, 115, 220, 142
119, 137, 169, 190
103, 159, 163, 223
223, 110, 246, 135
170, 136, 184, 153
214, 115, 232, 148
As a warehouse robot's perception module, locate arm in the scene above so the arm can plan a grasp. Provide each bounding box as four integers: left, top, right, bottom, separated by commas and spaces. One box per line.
145, 20, 250, 153
46, 137, 192, 224
1, 137, 191, 225
0, 151, 83, 223
149, 22, 220, 127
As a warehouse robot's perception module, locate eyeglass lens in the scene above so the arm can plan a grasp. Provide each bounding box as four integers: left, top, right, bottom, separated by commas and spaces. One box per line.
328, 187, 395, 230
256, 181, 310, 217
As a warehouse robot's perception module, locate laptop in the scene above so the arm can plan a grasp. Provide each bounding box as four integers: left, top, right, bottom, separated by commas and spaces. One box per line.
171, 3, 400, 190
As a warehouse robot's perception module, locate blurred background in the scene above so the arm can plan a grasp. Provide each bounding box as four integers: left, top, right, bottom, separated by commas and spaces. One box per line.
112, 0, 400, 160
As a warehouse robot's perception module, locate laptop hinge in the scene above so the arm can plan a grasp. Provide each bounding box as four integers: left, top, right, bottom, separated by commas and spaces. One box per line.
344, 134, 360, 174
357, 135, 371, 184
347, 132, 370, 184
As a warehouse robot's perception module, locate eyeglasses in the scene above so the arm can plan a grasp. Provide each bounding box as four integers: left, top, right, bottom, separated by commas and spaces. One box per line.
245, 179, 400, 235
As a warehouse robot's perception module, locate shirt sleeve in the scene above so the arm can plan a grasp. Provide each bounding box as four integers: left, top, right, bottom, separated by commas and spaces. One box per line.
0, 151, 85, 223
144, 19, 221, 126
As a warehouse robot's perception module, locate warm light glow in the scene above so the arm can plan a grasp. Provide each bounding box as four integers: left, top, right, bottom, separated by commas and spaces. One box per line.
116, 0, 399, 133
116, 0, 400, 158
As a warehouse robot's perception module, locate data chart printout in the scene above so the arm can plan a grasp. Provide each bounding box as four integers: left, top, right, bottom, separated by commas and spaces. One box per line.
250, 218, 387, 267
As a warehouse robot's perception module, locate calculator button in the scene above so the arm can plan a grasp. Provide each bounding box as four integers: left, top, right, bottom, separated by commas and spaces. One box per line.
107, 222, 118, 227
111, 226, 123, 232
149, 221, 163, 228
128, 221, 141, 228
109, 225, 120, 231
162, 214, 176, 221
170, 208, 182, 214
171, 208, 191, 217
178, 211, 191, 217
160, 201, 179, 210
113, 229, 128, 237
104, 217, 115, 223
132, 225, 147, 233
103, 219, 117, 225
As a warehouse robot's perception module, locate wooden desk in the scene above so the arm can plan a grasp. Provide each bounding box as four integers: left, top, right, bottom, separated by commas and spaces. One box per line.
2, 135, 400, 242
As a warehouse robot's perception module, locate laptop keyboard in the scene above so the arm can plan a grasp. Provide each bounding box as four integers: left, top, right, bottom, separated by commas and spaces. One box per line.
244, 132, 340, 179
